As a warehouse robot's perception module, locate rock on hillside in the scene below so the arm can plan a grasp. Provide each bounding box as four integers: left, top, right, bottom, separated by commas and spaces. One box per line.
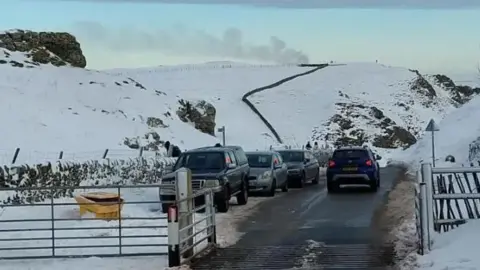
176, 99, 217, 135
428, 74, 480, 105
0, 29, 86, 68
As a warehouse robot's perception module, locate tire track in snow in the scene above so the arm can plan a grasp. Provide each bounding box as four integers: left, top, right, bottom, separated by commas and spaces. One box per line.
241, 63, 329, 144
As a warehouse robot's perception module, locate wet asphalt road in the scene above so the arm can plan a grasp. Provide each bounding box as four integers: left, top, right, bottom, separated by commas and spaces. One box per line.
193, 166, 400, 269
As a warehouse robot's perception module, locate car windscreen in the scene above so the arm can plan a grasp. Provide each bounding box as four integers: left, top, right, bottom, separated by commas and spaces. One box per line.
333, 150, 368, 160
278, 151, 304, 162
247, 154, 272, 168
174, 152, 225, 172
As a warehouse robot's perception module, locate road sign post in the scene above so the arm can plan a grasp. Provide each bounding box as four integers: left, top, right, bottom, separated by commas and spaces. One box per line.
425, 119, 440, 167
217, 126, 226, 146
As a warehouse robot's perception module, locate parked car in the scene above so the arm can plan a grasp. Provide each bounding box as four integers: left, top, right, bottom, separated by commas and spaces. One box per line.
326, 146, 381, 193
159, 145, 250, 213
276, 149, 320, 188
245, 151, 288, 195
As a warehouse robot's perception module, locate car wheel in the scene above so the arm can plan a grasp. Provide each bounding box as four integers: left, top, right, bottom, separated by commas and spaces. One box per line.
216, 187, 230, 213
268, 179, 276, 197
236, 179, 248, 205
312, 171, 320, 184
298, 173, 305, 188
281, 180, 289, 192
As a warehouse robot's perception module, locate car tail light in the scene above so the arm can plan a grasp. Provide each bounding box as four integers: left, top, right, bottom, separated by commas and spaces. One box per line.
328, 160, 335, 168
366, 160, 373, 166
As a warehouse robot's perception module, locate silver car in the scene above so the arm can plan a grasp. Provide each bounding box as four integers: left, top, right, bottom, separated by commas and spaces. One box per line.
246, 151, 289, 196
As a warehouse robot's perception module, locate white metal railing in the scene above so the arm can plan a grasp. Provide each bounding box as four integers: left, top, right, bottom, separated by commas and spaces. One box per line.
416, 162, 480, 254
166, 168, 217, 267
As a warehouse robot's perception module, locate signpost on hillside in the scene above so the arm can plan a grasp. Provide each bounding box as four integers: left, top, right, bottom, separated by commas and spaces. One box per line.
425, 119, 440, 167
217, 126, 226, 146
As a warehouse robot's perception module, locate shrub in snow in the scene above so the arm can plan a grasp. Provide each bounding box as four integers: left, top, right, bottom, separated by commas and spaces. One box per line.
0, 156, 177, 205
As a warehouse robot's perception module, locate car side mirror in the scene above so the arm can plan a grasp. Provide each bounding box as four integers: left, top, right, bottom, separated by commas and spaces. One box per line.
227, 163, 237, 169
375, 155, 382, 160
304, 158, 310, 163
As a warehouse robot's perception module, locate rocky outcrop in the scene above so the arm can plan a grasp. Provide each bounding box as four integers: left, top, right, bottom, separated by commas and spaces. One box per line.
372, 126, 417, 149
176, 99, 216, 135
0, 29, 86, 68
432, 74, 480, 105
318, 99, 417, 149
409, 69, 436, 100
124, 131, 165, 151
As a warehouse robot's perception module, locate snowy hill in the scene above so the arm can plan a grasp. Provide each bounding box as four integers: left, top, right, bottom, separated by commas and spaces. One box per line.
396, 94, 480, 166
119, 62, 478, 159
1, 30, 479, 164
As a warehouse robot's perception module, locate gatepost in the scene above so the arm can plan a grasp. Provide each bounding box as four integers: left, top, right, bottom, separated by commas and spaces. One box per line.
204, 190, 217, 244
167, 205, 180, 267
421, 163, 434, 250
175, 168, 194, 259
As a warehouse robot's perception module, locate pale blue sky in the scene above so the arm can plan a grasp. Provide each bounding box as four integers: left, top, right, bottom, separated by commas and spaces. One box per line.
2, 0, 480, 73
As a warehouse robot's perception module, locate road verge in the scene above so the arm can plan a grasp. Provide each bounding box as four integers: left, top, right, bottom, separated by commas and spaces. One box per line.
370, 164, 418, 269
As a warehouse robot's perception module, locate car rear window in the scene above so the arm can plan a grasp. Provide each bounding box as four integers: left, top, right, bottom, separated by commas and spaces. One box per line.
278, 151, 304, 162
333, 150, 368, 159
174, 152, 225, 171
247, 154, 272, 168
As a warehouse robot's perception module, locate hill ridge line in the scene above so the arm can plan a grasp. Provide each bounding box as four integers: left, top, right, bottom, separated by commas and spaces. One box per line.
242, 64, 329, 144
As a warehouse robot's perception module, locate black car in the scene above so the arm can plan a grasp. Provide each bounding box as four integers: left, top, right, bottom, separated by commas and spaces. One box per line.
159, 145, 250, 213
277, 149, 320, 188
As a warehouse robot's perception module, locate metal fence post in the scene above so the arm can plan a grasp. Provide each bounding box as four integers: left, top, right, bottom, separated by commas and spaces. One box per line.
421, 163, 434, 250
419, 182, 428, 254
176, 168, 194, 259
50, 185, 56, 257
167, 205, 180, 267
205, 190, 217, 244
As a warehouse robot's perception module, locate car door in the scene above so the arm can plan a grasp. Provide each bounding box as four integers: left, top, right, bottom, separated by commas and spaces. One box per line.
310, 151, 320, 176
226, 151, 242, 191
272, 153, 284, 185
305, 152, 316, 180
275, 153, 288, 186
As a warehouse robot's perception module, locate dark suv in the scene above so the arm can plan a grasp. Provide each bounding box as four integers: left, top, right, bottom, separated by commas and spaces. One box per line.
159, 145, 250, 213
277, 149, 320, 188
326, 146, 381, 192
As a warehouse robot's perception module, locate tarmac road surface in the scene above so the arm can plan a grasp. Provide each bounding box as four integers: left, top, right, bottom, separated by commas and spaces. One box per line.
192, 166, 401, 269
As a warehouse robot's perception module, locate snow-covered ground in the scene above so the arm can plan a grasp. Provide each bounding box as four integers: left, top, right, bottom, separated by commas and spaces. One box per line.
3, 40, 480, 269
395, 95, 480, 168
393, 94, 480, 269
0, 184, 272, 269
247, 63, 460, 161
0, 47, 466, 165
417, 220, 480, 269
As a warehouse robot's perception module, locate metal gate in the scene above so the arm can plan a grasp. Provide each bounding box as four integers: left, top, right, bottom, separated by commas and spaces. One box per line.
0, 184, 173, 259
